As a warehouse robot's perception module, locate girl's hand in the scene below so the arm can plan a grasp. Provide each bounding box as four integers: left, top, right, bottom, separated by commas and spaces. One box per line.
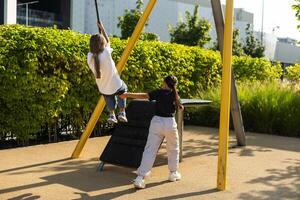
178, 104, 184, 111
97, 22, 103, 33
97, 22, 110, 44
119, 93, 127, 99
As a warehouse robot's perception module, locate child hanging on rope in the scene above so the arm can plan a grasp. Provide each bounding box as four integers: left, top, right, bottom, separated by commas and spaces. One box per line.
87, 22, 128, 123
122, 75, 184, 189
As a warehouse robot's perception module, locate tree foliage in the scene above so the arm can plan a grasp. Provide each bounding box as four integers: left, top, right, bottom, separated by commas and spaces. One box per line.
213, 29, 245, 56
117, 0, 158, 40
243, 24, 265, 58
292, 0, 300, 30
232, 29, 245, 56
286, 64, 300, 82
169, 5, 211, 47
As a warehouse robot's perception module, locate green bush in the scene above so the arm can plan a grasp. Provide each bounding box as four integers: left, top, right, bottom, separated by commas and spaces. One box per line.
140, 32, 159, 41
0, 25, 283, 143
186, 81, 300, 137
232, 57, 282, 81
0, 25, 98, 143
286, 64, 300, 82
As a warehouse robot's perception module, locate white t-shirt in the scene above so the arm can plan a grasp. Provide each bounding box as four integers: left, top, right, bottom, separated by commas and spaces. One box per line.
87, 44, 123, 95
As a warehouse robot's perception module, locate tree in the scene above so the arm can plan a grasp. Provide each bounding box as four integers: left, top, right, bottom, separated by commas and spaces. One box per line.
117, 0, 158, 40
243, 24, 265, 58
232, 29, 245, 56
118, 0, 144, 39
212, 29, 245, 56
169, 5, 211, 47
292, 0, 300, 30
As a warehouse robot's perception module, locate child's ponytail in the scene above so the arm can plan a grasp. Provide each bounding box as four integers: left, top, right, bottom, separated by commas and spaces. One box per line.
93, 54, 101, 78
90, 34, 105, 79
172, 85, 180, 110
164, 75, 181, 110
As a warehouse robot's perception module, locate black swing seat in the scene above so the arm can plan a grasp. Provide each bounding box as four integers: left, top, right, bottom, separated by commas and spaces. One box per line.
99, 100, 156, 168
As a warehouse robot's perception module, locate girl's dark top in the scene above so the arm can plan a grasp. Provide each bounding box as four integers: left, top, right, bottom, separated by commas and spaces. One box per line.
148, 89, 176, 117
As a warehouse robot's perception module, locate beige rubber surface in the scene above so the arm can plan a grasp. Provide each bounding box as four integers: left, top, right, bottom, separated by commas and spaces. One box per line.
0, 126, 299, 200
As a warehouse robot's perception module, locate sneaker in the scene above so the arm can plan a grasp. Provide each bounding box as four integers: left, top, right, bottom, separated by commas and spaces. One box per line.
168, 171, 181, 182
117, 112, 128, 123
133, 176, 145, 189
107, 114, 118, 124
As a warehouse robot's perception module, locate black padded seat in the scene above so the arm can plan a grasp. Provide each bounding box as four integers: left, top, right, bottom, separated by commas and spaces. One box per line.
99, 100, 156, 168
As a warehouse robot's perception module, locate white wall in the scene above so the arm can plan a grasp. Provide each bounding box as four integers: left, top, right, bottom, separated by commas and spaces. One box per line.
84, 0, 137, 36
146, 0, 179, 41
70, 0, 85, 33
275, 42, 300, 64
80, 0, 255, 46
4, 0, 16, 24
262, 32, 277, 60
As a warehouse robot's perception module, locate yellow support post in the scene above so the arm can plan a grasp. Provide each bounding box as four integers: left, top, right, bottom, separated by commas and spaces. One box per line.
217, 0, 234, 191
71, 0, 157, 158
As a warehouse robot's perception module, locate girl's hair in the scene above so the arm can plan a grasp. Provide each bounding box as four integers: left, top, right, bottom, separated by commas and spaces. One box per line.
164, 75, 180, 110
90, 34, 106, 78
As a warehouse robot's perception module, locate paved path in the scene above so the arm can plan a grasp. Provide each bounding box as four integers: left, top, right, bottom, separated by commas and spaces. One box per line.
0, 126, 299, 200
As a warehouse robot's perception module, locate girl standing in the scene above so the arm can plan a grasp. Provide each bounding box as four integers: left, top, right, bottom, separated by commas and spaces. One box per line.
122, 75, 183, 189
87, 22, 127, 123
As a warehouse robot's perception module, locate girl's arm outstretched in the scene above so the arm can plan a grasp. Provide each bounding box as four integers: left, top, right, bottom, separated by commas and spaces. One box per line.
97, 21, 110, 44
121, 92, 149, 100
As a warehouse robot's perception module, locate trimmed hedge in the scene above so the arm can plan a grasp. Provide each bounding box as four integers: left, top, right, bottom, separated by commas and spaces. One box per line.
286, 64, 300, 82
186, 81, 300, 137
0, 25, 282, 143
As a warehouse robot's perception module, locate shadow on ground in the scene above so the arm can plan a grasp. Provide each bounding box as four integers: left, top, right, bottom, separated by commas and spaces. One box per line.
0, 158, 136, 194
238, 159, 300, 200
1, 126, 299, 200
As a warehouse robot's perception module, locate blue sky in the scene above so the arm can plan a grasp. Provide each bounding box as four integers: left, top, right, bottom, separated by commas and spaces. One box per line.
221, 0, 300, 41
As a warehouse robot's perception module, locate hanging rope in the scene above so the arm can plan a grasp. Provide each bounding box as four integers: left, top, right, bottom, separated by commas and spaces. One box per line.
94, 0, 101, 24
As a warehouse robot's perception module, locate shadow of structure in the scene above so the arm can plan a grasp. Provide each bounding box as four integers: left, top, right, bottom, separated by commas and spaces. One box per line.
238, 159, 300, 200
72, 180, 170, 200
149, 188, 219, 200
7, 193, 40, 200
0, 158, 136, 196
0, 158, 72, 174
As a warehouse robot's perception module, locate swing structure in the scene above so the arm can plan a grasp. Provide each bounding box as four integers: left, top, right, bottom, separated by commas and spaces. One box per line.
71, 0, 245, 191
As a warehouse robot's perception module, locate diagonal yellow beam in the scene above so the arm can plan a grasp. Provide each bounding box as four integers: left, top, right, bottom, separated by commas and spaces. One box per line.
217, 0, 234, 190
71, 0, 158, 158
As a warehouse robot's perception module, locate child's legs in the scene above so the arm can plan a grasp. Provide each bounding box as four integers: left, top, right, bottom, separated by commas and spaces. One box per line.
117, 96, 126, 112
137, 117, 164, 177
117, 81, 128, 112
164, 118, 179, 172
103, 95, 117, 113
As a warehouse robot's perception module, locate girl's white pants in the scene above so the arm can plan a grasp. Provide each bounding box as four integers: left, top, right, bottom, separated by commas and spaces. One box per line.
137, 116, 179, 177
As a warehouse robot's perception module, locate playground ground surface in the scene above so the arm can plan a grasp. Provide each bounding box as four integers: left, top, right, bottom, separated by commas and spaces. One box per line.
0, 126, 299, 200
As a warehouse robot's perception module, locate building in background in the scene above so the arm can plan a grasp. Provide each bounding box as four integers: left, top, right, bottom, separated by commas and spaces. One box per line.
83, 0, 254, 43
17, 0, 71, 28
1, 0, 71, 28
1, 0, 17, 24
274, 37, 300, 66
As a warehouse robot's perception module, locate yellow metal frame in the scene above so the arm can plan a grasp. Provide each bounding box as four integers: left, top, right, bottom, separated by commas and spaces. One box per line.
217, 0, 234, 190
71, 0, 158, 158
71, 0, 234, 191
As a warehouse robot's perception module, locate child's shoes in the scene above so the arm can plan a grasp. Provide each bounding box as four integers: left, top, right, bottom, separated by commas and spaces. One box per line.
133, 176, 145, 189
107, 114, 118, 124
117, 112, 128, 123
168, 171, 181, 182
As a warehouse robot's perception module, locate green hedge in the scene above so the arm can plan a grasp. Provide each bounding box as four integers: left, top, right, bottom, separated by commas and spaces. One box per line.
0, 25, 282, 143
286, 64, 300, 82
186, 81, 300, 137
